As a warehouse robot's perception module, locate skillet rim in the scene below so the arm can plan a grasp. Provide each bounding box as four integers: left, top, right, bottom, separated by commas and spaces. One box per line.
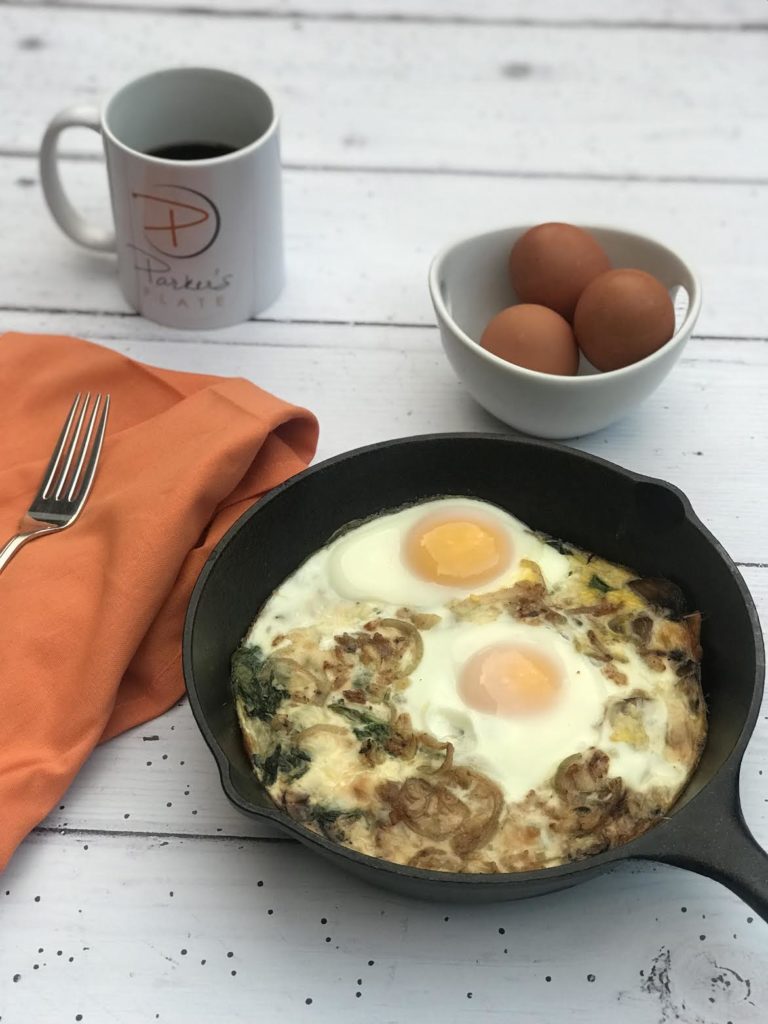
182, 432, 765, 889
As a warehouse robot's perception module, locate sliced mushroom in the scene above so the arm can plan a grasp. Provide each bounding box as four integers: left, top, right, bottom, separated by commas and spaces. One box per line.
602, 664, 628, 687
642, 652, 667, 673
544, 609, 568, 626
665, 695, 706, 765
553, 748, 623, 834
565, 600, 620, 617
565, 833, 611, 860
281, 789, 311, 822
554, 749, 607, 799
585, 628, 627, 664
683, 611, 703, 660
675, 672, 703, 714
341, 688, 367, 704
630, 614, 653, 645
628, 578, 687, 618
607, 692, 651, 721
675, 658, 701, 681
507, 577, 548, 619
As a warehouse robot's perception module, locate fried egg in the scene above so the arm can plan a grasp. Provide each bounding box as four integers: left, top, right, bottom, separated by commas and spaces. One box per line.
249, 497, 570, 641
404, 619, 609, 802
328, 498, 571, 606
402, 618, 686, 803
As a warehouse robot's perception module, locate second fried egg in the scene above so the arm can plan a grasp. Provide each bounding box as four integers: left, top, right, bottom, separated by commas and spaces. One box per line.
404, 618, 613, 802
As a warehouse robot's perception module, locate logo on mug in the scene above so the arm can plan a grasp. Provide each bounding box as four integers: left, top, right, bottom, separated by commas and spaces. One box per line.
132, 184, 221, 259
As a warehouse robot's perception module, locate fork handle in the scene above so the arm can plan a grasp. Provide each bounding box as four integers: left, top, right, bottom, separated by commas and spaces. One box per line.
0, 529, 56, 573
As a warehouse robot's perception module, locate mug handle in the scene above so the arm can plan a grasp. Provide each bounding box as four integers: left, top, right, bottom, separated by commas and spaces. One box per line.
39, 105, 116, 252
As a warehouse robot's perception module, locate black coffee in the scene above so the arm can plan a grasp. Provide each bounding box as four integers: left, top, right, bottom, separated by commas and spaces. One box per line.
147, 141, 236, 161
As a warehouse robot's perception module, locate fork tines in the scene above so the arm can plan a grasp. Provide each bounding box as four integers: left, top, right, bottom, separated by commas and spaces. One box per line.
39, 393, 111, 507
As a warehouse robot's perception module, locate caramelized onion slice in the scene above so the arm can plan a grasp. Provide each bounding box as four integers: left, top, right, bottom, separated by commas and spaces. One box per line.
270, 657, 330, 704
408, 847, 463, 872
382, 777, 469, 840
444, 767, 504, 855
369, 618, 424, 675
628, 577, 687, 618
296, 724, 348, 743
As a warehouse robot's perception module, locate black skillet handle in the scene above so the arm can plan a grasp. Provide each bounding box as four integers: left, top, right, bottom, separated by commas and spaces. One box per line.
644, 769, 768, 922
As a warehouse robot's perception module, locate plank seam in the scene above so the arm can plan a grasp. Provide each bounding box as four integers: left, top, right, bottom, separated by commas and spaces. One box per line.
5, 149, 768, 188
2, 307, 768, 345
34, 825, 297, 844
2, 0, 767, 32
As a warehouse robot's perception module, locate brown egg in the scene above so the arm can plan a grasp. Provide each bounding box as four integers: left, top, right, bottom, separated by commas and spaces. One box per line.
480, 304, 580, 376
509, 223, 611, 320
574, 269, 675, 371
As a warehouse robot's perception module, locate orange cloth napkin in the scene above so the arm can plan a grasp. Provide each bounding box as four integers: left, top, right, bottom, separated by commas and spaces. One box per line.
0, 332, 318, 869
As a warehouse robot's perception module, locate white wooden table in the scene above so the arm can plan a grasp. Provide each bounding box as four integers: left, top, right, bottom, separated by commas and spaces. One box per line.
2, 1, 767, 1020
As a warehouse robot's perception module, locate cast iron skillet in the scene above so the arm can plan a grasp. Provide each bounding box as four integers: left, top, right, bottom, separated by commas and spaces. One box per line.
183, 434, 768, 918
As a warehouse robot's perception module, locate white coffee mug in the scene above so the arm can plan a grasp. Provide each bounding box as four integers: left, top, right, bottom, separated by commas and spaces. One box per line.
40, 67, 284, 330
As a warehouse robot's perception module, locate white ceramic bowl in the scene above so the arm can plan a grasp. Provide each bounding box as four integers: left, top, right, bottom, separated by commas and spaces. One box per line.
428, 225, 701, 439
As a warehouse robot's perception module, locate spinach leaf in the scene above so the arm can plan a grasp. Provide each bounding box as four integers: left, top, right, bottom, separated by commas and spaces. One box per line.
329, 702, 390, 744
231, 645, 287, 721
262, 744, 282, 786
256, 744, 311, 786
542, 534, 572, 555
279, 747, 311, 781
310, 805, 363, 836
589, 574, 612, 594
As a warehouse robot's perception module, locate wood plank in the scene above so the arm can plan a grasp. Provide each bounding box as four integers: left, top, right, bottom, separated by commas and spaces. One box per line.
2, 159, 767, 339
2, 830, 767, 1024
10, 0, 767, 27
2, 319, 767, 567
3, 316, 767, 562
3, 7, 768, 179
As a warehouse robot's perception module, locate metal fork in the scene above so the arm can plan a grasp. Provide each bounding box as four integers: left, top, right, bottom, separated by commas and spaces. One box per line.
0, 393, 110, 573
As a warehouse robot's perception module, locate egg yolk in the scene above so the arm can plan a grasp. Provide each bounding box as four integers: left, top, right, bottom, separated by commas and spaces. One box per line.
458, 643, 562, 716
404, 511, 511, 586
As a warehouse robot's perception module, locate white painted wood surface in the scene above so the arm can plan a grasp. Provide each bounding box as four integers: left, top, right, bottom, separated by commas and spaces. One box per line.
2, 835, 766, 1024
11, 0, 768, 25
3, 5, 768, 180
3, 160, 768, 338
1, 1, 767, 1021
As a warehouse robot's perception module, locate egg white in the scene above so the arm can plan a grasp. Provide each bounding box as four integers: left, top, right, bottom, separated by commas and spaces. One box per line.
402, 618, 616, 802
326, 497, 571, 607
249, 498, 571, 644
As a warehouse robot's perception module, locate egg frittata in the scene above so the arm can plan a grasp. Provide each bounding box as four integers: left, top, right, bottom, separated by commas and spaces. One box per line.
232, 499, 706, 872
